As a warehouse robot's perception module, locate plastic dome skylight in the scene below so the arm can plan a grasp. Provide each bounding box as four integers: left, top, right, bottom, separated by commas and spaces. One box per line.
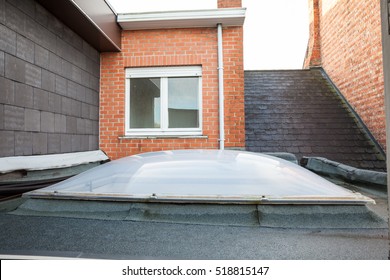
26, 150, 374, 205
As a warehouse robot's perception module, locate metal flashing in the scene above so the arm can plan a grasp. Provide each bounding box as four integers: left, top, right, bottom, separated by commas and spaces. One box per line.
0, 150, 109, 174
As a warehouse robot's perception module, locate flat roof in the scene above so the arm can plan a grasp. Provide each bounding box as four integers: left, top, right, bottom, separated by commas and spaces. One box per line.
0, 157, 388, 259
0, 179, 388, 259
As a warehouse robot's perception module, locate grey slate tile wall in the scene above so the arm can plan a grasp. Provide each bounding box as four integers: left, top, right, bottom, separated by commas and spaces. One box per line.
0, 0, 100, 157
245, 69, 386, 171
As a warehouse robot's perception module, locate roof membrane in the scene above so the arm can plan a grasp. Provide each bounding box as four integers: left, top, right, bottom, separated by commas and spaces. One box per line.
26, 150, 374, 205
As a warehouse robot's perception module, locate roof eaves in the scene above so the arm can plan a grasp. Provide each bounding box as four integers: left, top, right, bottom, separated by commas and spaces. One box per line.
36, 0, 121, 52
117, 8, 246, 30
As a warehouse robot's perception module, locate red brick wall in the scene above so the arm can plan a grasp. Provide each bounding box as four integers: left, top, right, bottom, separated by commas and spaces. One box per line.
218, 0, 242, 8
304, 0, 321, 68
304, 0, 385, 149
223, 26, 245, 147
100, 26, 244, 159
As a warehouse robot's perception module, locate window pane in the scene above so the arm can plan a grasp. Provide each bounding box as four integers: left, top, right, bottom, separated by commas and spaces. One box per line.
168, 77, 199, 128
130, 78, 161, 128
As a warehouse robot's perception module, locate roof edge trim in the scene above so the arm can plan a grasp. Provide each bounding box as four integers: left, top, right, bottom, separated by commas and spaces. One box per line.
117, 8, 246, 30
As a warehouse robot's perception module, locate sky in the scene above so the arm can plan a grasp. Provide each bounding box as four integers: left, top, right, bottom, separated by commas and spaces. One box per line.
107, 0, 309, 70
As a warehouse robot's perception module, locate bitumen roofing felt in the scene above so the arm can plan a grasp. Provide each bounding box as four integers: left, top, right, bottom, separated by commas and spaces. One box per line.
0, 177, 388, 260
0, 212, 388, 260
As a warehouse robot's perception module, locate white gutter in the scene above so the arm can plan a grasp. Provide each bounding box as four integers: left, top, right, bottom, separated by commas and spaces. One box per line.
217, 23, 225, 150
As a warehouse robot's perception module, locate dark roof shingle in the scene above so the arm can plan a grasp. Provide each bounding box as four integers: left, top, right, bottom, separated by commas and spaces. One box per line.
245, 68, 386, 171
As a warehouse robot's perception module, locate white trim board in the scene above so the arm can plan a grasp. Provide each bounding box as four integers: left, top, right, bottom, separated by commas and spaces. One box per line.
117, 8, 246, 30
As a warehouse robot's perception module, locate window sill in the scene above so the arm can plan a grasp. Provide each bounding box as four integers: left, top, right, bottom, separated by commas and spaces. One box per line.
118, 135, 209, 140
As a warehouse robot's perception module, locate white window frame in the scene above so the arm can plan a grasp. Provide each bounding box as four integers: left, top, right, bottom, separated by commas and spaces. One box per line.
125, 66, 203, 136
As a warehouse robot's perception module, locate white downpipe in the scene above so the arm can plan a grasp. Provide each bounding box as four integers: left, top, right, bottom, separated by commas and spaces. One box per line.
217, 23, 225, 150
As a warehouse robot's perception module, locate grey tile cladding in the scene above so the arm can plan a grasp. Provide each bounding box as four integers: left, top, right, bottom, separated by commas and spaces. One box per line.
0, 0, 100, 157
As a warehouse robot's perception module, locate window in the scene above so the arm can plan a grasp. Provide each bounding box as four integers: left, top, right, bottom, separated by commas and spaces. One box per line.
125, 67, 202, 136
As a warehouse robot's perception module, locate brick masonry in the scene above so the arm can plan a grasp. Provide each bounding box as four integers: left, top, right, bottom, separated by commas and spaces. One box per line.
303, 0, 321, 68
100, 1, 244, 160
217, 0, 242, 8
304, 0, 386, 150
0, 0, 100, 157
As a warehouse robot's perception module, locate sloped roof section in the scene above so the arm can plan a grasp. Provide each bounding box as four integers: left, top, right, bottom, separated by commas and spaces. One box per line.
245, 69, 386, 171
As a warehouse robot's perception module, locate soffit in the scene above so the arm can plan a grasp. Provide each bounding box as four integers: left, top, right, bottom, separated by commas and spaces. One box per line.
36, 0, 121, 52
117, 8, 246, 30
